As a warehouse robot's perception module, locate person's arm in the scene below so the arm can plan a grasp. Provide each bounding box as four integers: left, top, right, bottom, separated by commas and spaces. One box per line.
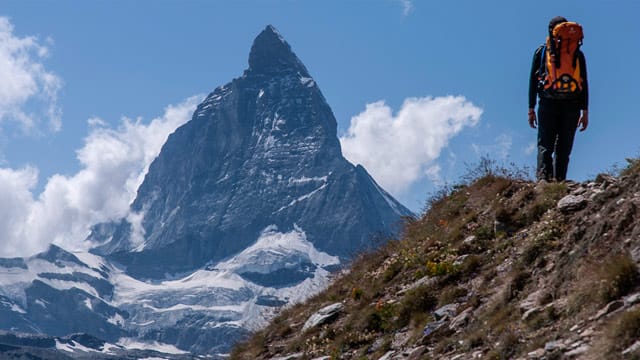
578, 51, 589, 131
528, 46, 543, 128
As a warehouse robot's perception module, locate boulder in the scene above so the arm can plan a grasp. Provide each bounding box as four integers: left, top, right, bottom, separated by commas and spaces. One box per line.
557, 195, 588, 212
449, 307, 473, 330
591, 300, 624, 321
423, 319, 447, 337
433, 303, 458, 321
302, 303, 344, 331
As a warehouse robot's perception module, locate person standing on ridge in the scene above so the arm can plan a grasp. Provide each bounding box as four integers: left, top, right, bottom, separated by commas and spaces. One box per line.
528, 16, 589, 182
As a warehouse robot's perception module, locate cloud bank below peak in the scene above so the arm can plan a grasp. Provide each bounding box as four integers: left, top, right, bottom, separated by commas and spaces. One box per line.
339, 96, 482, 196
0, 95, 202, 257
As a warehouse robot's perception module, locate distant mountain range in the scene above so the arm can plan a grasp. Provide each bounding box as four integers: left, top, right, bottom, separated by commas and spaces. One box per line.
0, 25, 411, 357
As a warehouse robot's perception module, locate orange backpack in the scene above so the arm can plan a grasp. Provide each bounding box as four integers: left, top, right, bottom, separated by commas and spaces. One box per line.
538, 22, 584, 99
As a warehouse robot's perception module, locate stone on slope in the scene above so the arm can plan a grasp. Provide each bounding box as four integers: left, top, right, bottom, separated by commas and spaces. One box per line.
302, 303, 344, 331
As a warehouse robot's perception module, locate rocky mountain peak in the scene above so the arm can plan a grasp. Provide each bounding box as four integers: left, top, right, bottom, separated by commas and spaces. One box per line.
88, 24, 411, 280
248, 25, 309, 76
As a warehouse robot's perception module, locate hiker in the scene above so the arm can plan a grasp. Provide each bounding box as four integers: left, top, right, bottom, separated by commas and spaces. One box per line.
528, 16, 589, 182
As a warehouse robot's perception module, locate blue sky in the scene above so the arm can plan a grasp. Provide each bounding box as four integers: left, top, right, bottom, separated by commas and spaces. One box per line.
1, 0, 639, 256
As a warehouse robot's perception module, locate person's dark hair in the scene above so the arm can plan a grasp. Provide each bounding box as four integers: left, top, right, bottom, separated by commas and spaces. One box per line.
548, 16, 568, 34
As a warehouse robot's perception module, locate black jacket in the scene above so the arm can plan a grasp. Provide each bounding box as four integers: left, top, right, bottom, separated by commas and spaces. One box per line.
528, 44, 589, 110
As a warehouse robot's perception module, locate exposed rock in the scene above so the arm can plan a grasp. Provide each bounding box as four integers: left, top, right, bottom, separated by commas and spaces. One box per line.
565, 344, 590, 357
396, 276, 437, 296
454, 254, 469, 266
622, 340, 640, 356
579, 327, 595, 338
391, 330, 411, 349
302, 303, 344, 331
519, 290, 543, 313
572, 186, 587, 196
271, 353, 304, 360
433, 303, 458, 321
422, 319, 447, 337
591, 300, 625, 321
463, 235, 477, 244
624, 292, 640, 306
595, 173, 617, 186
449, 307, 473, 330
378, 351, 395, 360
405, 346, 427, 360
522, 307, 543, 321
544, 340, 566, 352
527, 348, 545, 359
369, 337, 385, 353
557, 195, 588, 212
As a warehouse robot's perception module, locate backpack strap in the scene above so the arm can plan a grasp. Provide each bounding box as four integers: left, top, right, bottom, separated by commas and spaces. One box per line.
572, 42, 582, 68
538, 45, 546, 78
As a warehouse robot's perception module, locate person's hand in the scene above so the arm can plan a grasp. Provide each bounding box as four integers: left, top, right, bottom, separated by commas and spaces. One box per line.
528, 108, 537, 129
578, 110, 589, 132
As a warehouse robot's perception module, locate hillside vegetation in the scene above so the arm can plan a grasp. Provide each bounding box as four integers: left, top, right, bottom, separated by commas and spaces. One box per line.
232, 158, 640, 360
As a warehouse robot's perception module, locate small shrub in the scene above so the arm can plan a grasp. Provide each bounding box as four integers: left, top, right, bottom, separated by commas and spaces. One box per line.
396, 284, 437, 328
523, 182, 568, 224
571, 253, 640, 314
598, 253, 639, 304
426, 260, 458, 277
351, 287, 364, 301
621, 157, 640, 177
504, 269, 530, 302
383, 260, 403, 282
521, 239, 545, 267
474, 225, 495, 241
460, 255, 483, 276
438, 285, 468, 307
359, 301, 397, 333
525, 306, 558, 331
497, 331, 520, 359
606, 309, 640, 353
464, 330, 485, 350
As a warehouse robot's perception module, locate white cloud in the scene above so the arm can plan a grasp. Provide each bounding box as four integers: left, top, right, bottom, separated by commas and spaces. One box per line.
398, 0, 413, 16
471, 133, 513, 160
340, 96, 482, 196
0, 95, 202, 257
0, 17, 62, 132
424, 164, 442, 186
524, 142, 536, 156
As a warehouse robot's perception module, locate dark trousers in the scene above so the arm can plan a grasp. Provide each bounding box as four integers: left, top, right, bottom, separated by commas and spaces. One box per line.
536, 99, 580, 181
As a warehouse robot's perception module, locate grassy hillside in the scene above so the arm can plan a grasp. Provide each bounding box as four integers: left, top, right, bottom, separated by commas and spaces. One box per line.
232, 158, 640, 359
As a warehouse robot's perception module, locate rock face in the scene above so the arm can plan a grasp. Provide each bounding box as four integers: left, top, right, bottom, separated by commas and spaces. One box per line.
91, 25, 412, 279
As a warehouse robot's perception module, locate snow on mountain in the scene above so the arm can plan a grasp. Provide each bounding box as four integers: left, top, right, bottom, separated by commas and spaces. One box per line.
0, 226, 339, 355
